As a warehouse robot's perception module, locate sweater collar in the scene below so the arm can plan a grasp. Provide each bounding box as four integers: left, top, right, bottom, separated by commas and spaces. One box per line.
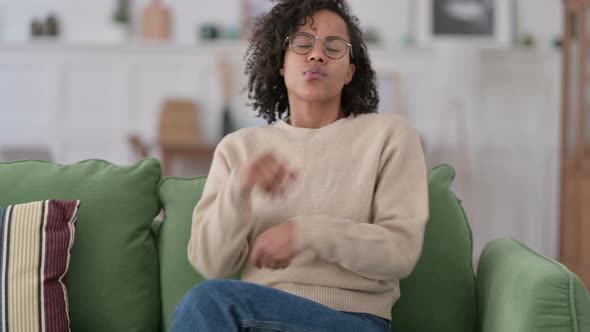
275, 114, 354, 134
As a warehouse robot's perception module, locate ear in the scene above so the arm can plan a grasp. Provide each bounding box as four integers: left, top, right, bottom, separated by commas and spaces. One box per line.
280, 67, 285, 76
345, 64, 355, 85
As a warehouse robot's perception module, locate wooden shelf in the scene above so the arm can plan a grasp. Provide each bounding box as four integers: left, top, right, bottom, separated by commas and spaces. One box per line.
129, 135, 218, 176
159, 141, 217, 176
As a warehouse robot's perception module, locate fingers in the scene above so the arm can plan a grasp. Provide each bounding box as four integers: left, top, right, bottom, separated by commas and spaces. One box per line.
259, 159, 287, 194
257, 252, 289, 270
249, 243, 290, 270
250, 153, 296, 196
273, 257, 290, 269
269, 162, 288, 189
260, 253, 277, 269
240, 153, 276, 190
249, 243, 262, 268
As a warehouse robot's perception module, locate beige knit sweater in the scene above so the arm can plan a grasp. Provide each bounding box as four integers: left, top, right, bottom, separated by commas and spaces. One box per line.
188, 112, 429, 319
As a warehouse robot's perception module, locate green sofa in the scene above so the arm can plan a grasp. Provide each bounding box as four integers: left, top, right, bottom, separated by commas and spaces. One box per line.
0, 158, 588, 332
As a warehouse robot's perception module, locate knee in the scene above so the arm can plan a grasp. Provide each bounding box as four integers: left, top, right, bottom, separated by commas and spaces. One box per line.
178, 280, 231, 309
172, 280, 232, 330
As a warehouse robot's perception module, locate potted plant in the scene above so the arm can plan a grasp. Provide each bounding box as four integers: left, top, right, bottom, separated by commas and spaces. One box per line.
109, 0, 132, 42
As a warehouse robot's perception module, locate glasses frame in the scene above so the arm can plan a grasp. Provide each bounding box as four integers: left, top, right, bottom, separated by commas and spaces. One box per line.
285, 32, 353, 60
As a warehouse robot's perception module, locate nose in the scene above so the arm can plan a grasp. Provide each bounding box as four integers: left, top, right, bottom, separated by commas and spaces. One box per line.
307, 39, 325, 63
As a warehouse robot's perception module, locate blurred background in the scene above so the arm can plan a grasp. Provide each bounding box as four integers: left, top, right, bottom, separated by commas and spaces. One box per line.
0, 0, 582, 283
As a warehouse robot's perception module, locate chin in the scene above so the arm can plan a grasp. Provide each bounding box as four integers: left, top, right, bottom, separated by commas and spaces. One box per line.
297, 89, 338, 102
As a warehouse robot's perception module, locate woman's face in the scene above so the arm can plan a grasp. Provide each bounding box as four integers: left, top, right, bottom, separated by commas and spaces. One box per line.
280, 10, 355, 104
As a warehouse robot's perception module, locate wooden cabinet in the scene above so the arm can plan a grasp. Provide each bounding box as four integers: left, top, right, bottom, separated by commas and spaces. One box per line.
560, 0, 590, 286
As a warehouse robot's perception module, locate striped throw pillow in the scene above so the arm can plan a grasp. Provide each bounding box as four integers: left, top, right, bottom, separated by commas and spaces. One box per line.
0, 200, 79, 332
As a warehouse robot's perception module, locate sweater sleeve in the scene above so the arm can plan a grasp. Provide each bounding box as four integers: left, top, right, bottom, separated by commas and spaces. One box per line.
291, 127, 429, 281
187, 138, 253, 279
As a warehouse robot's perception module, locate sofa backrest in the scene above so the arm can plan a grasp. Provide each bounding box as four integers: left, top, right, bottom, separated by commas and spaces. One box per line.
391, 164, 477, 331
0, 158, 162, 332
156, 175, 242, 331
156, 164, 477, 332
157, 176, 207, 332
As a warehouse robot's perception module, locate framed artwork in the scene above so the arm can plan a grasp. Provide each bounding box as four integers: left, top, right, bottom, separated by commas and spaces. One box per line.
416, 0, 512, 47
241, 0, 276, 39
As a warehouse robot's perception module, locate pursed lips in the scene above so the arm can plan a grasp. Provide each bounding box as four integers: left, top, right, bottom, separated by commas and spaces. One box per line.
303, 67, 327, 80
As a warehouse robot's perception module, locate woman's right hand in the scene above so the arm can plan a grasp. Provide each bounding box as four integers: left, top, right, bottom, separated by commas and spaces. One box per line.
239, 152, 297, 196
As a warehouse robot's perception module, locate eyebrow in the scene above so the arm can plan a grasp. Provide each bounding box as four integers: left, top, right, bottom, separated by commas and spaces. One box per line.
296, 30, 350, 41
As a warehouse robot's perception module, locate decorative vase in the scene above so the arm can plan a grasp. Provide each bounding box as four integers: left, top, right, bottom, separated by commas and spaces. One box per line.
141, 0, 171, 41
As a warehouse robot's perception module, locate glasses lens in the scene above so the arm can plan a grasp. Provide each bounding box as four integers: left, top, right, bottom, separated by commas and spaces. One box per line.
324, 38, 347, 59
291, 34, 314, 55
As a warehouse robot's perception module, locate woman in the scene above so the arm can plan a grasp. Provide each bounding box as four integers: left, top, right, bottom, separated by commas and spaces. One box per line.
171, 0, 428, 331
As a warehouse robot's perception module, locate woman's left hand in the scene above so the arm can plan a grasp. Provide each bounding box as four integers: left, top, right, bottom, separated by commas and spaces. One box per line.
250, 222, 295, 270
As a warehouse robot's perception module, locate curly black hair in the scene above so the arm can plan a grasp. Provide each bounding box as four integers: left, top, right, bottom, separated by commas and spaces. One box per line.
245, 0, 379, 124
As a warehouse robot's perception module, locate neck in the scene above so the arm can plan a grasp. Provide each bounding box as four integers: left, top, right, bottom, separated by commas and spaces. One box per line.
288, 97, 345, 128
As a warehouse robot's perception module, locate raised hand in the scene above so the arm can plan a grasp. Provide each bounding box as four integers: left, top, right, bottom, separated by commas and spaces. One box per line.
239, 152, 298, 197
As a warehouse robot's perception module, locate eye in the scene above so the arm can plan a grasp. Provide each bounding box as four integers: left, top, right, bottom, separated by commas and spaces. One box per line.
291, 35, 313, 47
326, 39, 346, 51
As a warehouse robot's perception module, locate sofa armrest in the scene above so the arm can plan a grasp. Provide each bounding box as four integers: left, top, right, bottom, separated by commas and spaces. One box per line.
477, 239, 590, 332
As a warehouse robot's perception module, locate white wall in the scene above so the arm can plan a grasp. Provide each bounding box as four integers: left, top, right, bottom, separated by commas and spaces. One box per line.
0, 1, 564, 261
0, 0, 562, 49
0, 42, 561, 262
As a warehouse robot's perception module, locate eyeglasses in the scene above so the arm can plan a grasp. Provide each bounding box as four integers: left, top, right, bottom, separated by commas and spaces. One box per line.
285, 32, 353, 60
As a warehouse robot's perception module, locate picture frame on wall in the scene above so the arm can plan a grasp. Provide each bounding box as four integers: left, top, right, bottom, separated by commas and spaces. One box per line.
241, 0, 275, 40
416, 0, 512, 47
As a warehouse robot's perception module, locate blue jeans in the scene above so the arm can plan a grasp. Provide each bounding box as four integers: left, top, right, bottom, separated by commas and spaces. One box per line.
171, 279, 392, 332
